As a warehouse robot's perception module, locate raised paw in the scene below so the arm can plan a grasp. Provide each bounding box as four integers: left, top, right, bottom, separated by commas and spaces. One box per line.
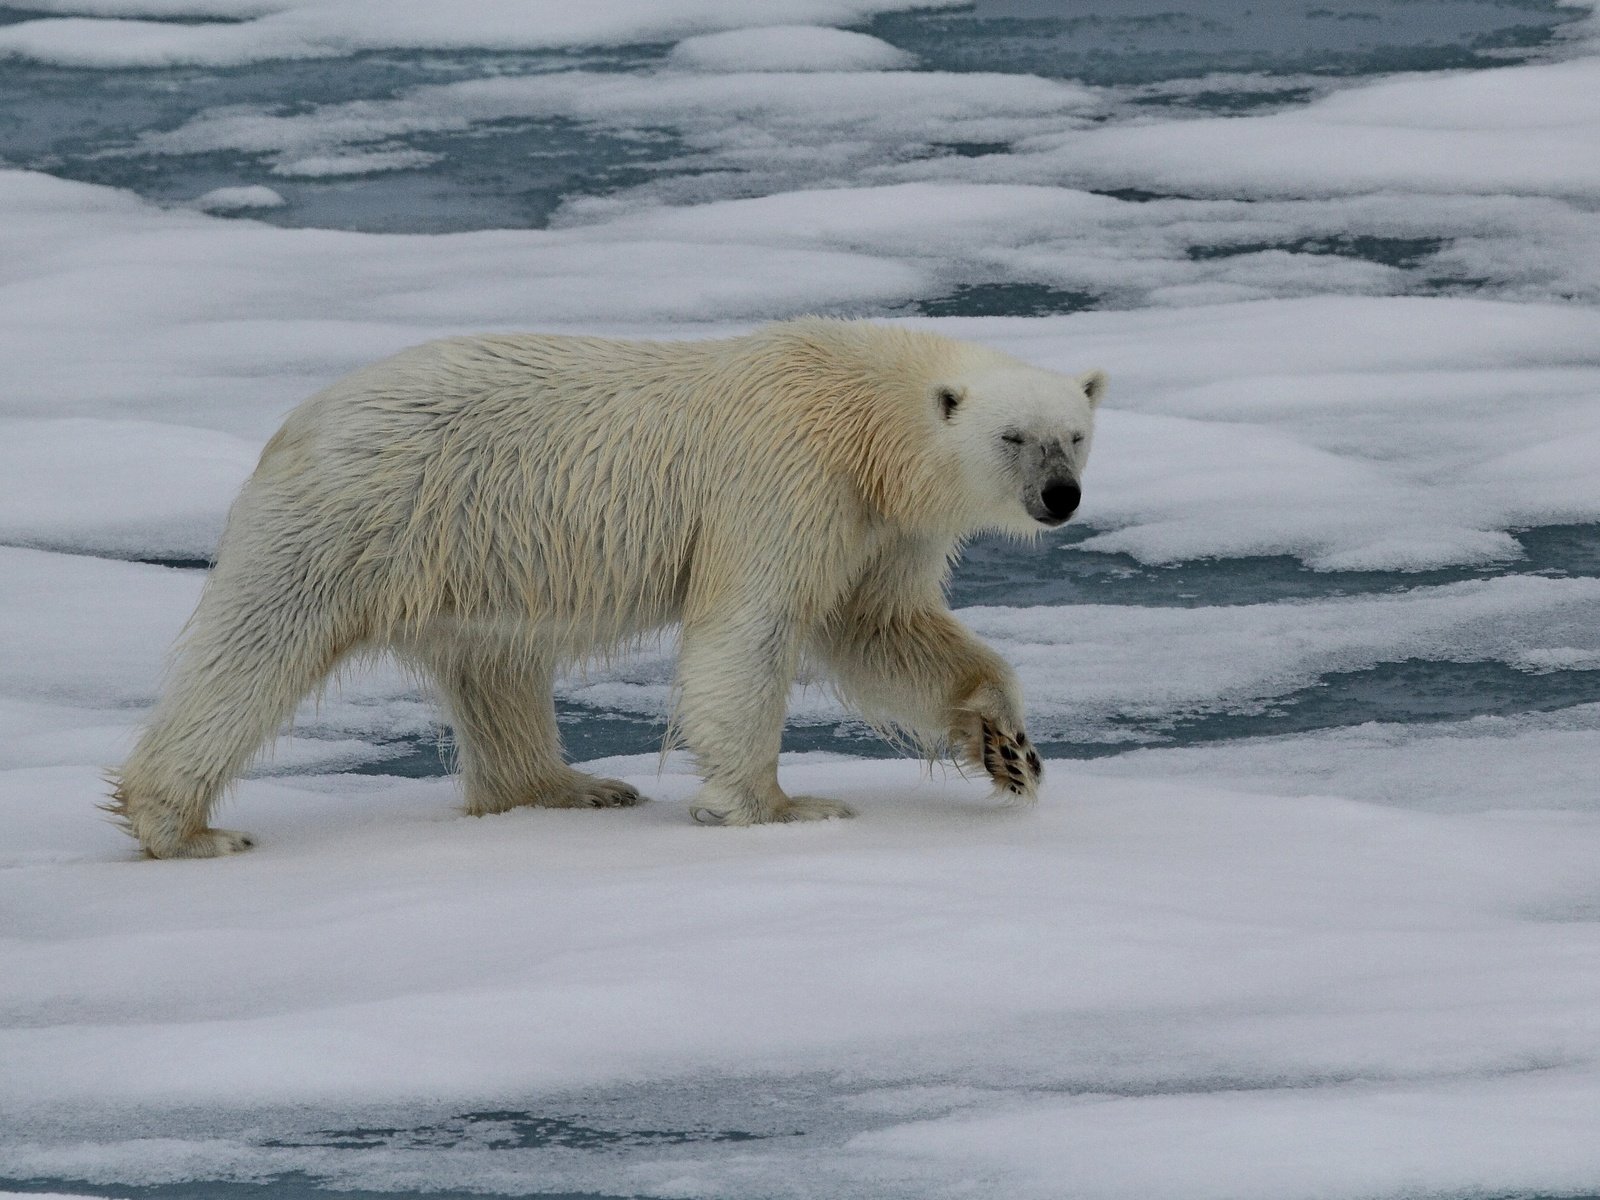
145, 827, 257, 859
979, 719, 1042, 799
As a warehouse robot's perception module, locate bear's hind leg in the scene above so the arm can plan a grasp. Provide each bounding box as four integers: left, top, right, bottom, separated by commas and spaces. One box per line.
416, 637, 643, 815
112, 568, 352, 858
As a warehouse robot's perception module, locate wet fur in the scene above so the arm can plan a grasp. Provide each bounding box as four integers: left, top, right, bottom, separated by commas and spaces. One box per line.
109, 318, 1096, 855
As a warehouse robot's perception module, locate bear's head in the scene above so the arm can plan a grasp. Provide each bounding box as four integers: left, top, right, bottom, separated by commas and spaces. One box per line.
931, 362, 1106, 536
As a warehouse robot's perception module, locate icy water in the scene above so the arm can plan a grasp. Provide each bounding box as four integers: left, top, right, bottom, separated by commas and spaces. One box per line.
0, 0, 1578, 234
288, 521, 1600, 773
3, 0, 1600, 1198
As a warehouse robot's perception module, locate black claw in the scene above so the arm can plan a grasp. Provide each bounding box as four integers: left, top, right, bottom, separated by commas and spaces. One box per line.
1025, 751, 1042, 775
1000, 744, 1018, 760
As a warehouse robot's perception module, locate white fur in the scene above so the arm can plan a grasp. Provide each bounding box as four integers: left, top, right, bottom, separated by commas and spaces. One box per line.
109, 318, 1104, 855
943, 363, 1104, 534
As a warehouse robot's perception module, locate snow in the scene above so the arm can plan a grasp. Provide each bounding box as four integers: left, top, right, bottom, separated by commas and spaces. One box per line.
2, 9, 1599, 1198
993, 57, 1600, 200
545, 573, 1600, 742
107, 56, 1600, 309
192, 184, 287, 212
134, 70, 1097, 178
5, 749, 1600, 1197
1093, 704, 1600, 813
845, 1076, 1600, 1200
0, 0, 961, 67
271, 149, 441, 178
5, 168, 1597, 566
0, 421, 258, 559
668, 26, 915, 72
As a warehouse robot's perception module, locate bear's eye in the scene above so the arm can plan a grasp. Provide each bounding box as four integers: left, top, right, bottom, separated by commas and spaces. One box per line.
1071, 433, 1085, 445
1000, 432, 1025, 446
937, 387, 961, 420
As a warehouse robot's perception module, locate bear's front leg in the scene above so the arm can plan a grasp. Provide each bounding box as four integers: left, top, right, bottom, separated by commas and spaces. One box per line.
675, 605, 854, 826
813, 594, 1043, 801
948, 678, 1043, 800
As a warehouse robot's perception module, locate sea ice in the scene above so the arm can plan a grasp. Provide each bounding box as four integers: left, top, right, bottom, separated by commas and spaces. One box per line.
5, 743, 1600, 1198
0, 0, 963, 67
668, 26, 915, 72
1003, 57, 1600, 201
192, 184, 287, 212
2, 9, 1598, 1198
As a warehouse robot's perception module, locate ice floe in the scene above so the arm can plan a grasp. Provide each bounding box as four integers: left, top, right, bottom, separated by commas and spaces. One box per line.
0, 0, 960, 67
2, 8, 1598, 1198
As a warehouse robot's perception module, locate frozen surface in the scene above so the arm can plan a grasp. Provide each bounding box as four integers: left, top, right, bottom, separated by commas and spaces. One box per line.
191, 184, 287, 212
5, 742, 1600, 1199
4, 167, 1598, 567
0, 0, 960, 67
0, 420, 258, 559
3, 5, 1599, 1198
668, 26, 914, 72
1000, 58, 1600, 200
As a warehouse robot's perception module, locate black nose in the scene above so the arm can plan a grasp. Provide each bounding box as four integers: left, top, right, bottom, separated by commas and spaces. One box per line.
1041, 480, 1081, 521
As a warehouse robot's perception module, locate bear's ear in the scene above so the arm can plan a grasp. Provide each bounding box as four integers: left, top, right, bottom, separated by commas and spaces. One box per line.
1078, 369, 1108, 408
933, 384, 967, 421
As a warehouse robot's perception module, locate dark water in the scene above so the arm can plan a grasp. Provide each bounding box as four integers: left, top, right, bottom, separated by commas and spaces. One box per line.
951, 522, 1600, 609
0, 0, 1581, 238
871, 0, 1573, 83
117, 522, 1600, 607
95, 521, 1600, 771
287, 522, 1600, 774
0, 42, 680, 234
42, 521, 1598, 780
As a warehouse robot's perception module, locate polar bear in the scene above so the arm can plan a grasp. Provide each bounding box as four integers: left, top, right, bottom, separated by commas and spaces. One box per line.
110, 318, 1104, 857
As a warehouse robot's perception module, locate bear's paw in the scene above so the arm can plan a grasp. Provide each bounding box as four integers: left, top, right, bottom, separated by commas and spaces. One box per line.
143, 828, 257, 859
980, 719, 1042, 799
690, 792, 855, 826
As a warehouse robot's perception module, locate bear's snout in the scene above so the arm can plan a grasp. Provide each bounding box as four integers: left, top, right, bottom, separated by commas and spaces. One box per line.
1032, 478, 1081, 526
